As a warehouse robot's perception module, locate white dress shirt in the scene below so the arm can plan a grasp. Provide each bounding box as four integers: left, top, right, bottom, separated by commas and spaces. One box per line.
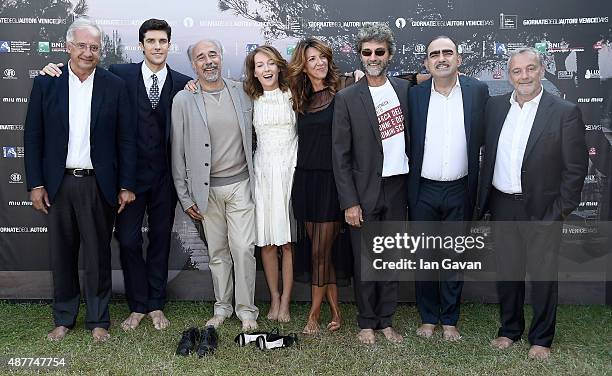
421, 77, 467, 181
65, 61, 95, 169
492, 87, 544, 194
141, 62, 167, 97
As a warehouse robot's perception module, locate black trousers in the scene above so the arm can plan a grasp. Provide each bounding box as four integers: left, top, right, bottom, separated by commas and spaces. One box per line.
410, 177, 466, 326
351, 174, 408, 330
115, 171, 176, 314
490, 189, 560, 347
49, 175, 114, 330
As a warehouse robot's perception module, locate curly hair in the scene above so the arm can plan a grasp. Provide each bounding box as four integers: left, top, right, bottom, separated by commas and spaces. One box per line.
243, 45, 289, 99
355, 24, 396, 56
287, 38, 340, 113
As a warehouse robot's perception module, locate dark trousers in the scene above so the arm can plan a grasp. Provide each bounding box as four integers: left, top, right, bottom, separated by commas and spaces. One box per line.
48, 175, 115, 330
490, 189, 560, 347
115, 171, 176, 314
351, 174, 408, 330
410, 177, 466, 326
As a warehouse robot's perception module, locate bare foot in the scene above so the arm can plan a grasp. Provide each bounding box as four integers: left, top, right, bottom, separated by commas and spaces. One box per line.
380, 327, 403, 343
357, 329, 376, 344
267, 294, 280, 321
326, 315, 342, 332
302, 317, 320, 335
149, 310, 170, 330
121, 312, 146, 331
277, 295, 291, 323
242, 319, 258, 331
92, 327, 110, 342
528, 345, 551, 360
490, 336, 514, 350
442, 325, 462, 341
47, 326, 69, 341
416, 323, 436, 339
205, 315, 226, 328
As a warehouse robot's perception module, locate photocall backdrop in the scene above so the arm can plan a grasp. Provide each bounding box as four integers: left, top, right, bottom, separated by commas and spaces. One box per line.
0, 0, 611, 303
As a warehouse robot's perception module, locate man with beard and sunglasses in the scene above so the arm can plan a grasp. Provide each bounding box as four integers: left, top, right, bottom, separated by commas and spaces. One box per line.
332, 24, 411, 345
171, 39, 259, 331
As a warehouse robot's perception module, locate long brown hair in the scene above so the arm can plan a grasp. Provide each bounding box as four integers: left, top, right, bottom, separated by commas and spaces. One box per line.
287, 37, 340, 113
243, 45, 289, 99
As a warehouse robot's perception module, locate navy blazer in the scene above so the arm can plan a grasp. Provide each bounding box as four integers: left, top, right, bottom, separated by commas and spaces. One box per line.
108, 62, 191, 143
24, 65, 137, 206
407, 75, 489, 220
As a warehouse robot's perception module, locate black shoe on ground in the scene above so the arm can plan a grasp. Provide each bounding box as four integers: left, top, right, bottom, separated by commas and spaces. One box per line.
197, 325, 219, 357
256, 329, 298, 350
176, 327, 200, 356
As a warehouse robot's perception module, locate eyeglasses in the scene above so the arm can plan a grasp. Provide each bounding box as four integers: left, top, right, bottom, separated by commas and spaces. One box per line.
71, 42, 100, 53
361, 48, 387, 57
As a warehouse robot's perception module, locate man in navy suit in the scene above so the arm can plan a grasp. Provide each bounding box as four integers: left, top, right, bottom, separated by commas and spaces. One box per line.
24, 17, 136, 342
408, 36, 489, 341
41, 19, 191, 331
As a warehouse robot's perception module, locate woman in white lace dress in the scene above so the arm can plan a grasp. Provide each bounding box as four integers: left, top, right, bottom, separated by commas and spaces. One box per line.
244, 46, 297, 322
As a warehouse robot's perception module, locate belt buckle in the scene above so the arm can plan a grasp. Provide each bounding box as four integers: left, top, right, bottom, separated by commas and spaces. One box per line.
513, 193, 523, 201
72, 168, 85, 177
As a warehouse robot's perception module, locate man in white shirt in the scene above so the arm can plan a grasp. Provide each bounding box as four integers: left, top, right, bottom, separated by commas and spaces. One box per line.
333, 24, 412, 345
477, 47, 587, 360
24, 18, 136, 342
408, 36, 490, 341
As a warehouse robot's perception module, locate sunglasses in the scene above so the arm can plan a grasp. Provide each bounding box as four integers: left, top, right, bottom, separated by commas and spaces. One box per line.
361, 48, 387, 57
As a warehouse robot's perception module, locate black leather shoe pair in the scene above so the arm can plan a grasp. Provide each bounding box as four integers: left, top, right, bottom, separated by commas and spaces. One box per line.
234, 328, 298, 350
176, 326, 219, 357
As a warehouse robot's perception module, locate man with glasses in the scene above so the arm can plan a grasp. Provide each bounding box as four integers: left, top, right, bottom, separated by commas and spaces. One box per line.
40, 19, 192, 333
171, 39, 259, 331
407, 36, 490, 341
24, 17, 136, 342
332, 24, 411, 344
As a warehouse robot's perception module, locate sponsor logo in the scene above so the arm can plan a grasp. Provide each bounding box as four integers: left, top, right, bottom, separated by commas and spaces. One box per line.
9, 172, 22, 184
183, 17, 194, 28
585, 69, 600, 79
286, 16, 301, 33
245, 43, 258, 53
409, 19, 493, 27
0, 41, 31, 53
585, 124, 602, 131
414, 43, 426, 54
499, 13, 517, 29
2, 97, 28, 103
2, 68, 16, 79
534, 42, 547, 54
2, 146, 24, 158
395, 17, 407, 29
29, 69, 39, 78
577, 97, 604, 103
38, 41, 50, 53
0, 226, 47, 232
458, 44, 474, 54
593, 40, 605, 50
494, 43, 507, 55
0, 40, 9, 52
0, 124, 24, 130
286, 45, 295, 56
557, 70, 574, 79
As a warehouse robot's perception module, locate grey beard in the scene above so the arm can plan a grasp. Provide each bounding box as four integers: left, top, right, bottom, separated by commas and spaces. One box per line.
362, 61, 388, 77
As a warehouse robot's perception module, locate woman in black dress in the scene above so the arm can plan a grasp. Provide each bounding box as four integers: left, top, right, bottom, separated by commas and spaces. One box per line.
288, 38, 354, 335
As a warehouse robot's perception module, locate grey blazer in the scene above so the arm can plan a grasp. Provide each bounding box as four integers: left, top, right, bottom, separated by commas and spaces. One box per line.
171, 78, 254, 214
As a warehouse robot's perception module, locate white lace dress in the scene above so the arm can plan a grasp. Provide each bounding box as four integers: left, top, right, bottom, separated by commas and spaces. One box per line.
253, 88, 297, 246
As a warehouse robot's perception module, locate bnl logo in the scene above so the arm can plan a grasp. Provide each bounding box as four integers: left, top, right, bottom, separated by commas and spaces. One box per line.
3, 146, 17, 158
0, 41, 10, 53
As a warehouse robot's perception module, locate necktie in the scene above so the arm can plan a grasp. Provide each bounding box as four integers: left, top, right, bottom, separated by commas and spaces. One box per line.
150, 74, 160, 109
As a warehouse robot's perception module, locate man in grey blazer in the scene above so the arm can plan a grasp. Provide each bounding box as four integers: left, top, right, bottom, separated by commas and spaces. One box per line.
171, 39, 258, 331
